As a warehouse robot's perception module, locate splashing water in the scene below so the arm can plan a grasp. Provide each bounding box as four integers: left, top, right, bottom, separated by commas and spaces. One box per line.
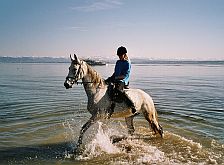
63, 118, 224, 164
74, 121, 166, 164
79, 122, 121, 159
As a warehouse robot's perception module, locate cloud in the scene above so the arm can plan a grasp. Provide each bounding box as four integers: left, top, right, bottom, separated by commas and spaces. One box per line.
71, 0, 123, 12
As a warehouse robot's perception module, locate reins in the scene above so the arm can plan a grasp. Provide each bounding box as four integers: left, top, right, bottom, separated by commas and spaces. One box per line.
76, 63, 99, 85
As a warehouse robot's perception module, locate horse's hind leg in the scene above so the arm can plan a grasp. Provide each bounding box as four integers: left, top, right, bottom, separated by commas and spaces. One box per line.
143, 107, 163, 138
125, 116, 135, 135
151, 122, 163, 138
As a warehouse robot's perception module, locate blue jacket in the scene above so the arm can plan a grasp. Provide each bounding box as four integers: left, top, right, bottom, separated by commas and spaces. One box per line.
114, 60, 131, 85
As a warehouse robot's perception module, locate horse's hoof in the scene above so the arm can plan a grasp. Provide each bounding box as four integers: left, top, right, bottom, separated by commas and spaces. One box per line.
128, 131, 134, 136
158, 125, 163, 138
73, 147, 83, 156
71, 142, 83, 156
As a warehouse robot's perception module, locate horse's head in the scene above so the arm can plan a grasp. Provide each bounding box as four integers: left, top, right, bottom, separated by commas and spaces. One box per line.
64, 54, 85, 89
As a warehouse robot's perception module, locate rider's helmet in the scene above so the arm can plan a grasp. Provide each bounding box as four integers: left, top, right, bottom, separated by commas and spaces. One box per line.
117, 46, 127, 56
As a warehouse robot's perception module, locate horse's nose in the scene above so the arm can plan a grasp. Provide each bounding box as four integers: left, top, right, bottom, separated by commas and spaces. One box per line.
64, 82, 70, 89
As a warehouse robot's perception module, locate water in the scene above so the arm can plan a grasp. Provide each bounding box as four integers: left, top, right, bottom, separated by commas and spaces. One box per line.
0, 62, 223, 164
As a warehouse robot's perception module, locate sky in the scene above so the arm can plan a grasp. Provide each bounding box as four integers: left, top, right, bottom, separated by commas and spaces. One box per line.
0, 0, 224, 60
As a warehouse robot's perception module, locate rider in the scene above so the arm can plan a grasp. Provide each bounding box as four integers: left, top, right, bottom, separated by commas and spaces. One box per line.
106, 46, 137, 114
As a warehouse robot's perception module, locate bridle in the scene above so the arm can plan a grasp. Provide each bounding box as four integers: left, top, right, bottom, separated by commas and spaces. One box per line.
66, 61, 94, 85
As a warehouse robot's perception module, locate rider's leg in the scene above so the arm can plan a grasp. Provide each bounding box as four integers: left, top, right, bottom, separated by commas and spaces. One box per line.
123, 93, 137, 114
115, 82, 137, 114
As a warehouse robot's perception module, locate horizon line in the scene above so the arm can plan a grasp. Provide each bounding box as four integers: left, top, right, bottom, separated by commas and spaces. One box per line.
0, 56, 224, 61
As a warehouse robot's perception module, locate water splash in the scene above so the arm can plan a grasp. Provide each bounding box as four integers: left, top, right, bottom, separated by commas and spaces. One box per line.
75, 121, 167, 164
62, 117, 224, 164
112, 138, 166, 164
79, 122, 121, 159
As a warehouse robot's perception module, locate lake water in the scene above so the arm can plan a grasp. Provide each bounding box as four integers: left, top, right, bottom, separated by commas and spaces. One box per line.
0, 62, 223, 164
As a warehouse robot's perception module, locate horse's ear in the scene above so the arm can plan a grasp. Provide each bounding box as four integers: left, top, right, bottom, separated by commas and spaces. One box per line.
74, 54, 81, 64
74, 54, 78, 61
70, 54, 73, 61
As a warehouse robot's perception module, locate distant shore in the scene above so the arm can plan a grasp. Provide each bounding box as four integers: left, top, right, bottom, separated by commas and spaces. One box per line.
0, 56, 223, 65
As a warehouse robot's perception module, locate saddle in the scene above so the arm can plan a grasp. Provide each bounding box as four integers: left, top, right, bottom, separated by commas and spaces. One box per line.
108, 83, 133, 107
106, 83, 137, 118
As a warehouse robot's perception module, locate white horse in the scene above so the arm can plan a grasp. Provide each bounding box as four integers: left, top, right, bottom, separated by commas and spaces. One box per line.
64, 54, 163, 152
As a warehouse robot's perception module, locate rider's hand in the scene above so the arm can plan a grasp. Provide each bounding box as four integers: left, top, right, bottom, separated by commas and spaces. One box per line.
105, 77, 111, 84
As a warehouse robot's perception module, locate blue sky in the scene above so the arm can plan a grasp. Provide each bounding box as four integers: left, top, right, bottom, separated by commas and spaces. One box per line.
0, 0, 224, 60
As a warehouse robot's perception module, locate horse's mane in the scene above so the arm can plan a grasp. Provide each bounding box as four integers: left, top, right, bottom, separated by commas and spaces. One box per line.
84, 61, 105, 86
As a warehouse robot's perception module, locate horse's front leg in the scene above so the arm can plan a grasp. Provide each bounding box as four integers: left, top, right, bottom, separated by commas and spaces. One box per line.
75, 115, 96, 154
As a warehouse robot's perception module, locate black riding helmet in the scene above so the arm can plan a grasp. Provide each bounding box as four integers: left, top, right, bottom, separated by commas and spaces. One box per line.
117, 46, 127, 56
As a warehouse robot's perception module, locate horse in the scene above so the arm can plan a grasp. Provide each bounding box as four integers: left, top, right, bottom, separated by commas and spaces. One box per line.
64, 54, 163, 153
